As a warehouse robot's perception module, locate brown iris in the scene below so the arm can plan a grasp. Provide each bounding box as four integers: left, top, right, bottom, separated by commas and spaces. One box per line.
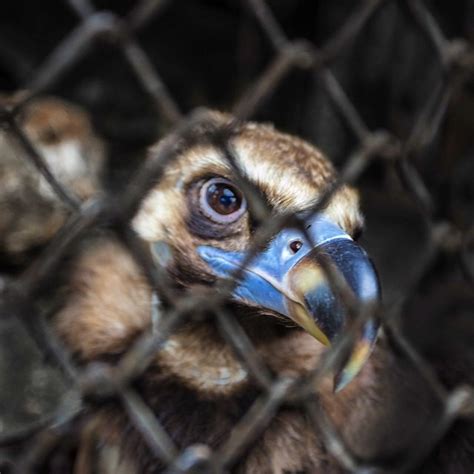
199, 177, 247, 223
206, 182, 242, 215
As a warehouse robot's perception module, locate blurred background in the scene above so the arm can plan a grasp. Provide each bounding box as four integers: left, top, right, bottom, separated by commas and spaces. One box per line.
0, 0, 473, 472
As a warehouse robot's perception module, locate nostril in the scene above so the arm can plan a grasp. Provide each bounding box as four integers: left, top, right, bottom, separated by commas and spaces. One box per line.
289, 240, 303, 254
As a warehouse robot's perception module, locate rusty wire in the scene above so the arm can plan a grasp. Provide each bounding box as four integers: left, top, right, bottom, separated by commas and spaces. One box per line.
0, 0, 473, 473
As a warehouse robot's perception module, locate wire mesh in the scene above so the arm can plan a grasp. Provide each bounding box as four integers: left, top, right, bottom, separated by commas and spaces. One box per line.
0, 0, 473, 473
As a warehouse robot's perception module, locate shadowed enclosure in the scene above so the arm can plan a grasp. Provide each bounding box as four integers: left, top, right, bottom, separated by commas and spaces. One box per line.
0, 0, 473, 473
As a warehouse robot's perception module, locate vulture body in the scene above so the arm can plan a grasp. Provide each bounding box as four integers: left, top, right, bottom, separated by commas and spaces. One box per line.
49, 113, 473, 473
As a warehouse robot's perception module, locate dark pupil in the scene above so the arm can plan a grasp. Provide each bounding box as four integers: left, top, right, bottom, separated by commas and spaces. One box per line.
207, 183, 241, 215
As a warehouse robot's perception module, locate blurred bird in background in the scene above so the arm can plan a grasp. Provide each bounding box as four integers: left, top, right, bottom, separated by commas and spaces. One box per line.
0, 95, 105, 261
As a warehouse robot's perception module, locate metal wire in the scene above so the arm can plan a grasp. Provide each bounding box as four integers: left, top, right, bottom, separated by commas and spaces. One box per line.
0, 0, 473, 473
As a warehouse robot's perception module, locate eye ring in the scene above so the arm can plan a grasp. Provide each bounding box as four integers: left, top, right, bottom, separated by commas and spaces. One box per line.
199, 177, 247, 224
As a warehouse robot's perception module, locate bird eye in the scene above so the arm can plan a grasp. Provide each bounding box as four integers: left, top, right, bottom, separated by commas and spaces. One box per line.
199, 177, 247, 223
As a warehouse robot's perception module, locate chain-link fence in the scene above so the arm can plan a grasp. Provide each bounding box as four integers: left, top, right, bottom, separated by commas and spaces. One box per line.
0, 0, 473, 472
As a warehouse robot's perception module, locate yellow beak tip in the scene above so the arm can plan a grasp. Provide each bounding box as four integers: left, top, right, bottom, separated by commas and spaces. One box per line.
333, 339, 374, 392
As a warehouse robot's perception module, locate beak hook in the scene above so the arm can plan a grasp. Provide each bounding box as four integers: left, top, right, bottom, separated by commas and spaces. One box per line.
198, 214, 381, 390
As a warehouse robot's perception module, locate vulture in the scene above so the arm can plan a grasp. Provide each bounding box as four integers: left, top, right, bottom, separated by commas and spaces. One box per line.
0, 95, 104, 261
48, 112, 472, 473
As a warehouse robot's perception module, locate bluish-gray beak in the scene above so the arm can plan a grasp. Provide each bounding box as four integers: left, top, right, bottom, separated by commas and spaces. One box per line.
197, 214, 380, 391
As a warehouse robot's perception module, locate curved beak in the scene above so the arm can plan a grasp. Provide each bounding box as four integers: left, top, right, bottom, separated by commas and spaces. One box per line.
197, 214, 380, 391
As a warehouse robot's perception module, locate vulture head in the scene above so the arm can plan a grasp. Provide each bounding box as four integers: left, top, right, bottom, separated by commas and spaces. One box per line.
133, 112, 380, 392
60, 111, 379, 388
